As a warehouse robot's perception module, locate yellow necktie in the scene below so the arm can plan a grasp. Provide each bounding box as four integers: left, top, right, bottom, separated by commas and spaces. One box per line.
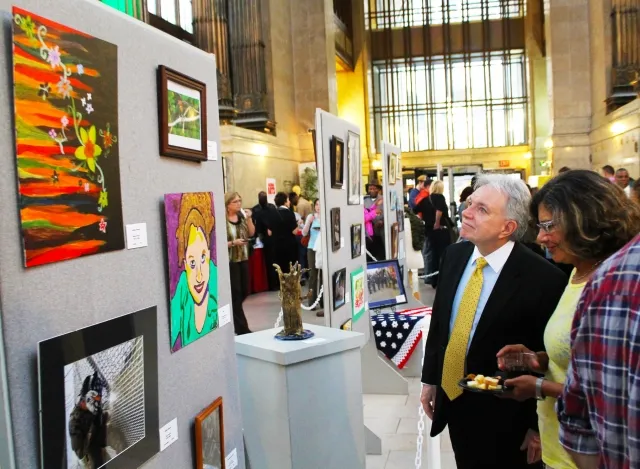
441, 257, 488, 401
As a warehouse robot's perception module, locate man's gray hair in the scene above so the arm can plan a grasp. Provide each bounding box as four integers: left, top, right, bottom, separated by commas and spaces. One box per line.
474, 174, 531, 241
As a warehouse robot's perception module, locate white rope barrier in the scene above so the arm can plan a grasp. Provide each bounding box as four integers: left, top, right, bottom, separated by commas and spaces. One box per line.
415, 405, 425, 468
274, 285, 324, 329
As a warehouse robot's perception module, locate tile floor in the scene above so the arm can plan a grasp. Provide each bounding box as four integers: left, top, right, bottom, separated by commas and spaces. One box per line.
243, 279, 455, 469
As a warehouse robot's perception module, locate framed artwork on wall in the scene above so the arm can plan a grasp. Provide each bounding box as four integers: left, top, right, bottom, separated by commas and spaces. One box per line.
330, 136, 345, 189
351, 267, 366, 323
397, 208, 404, 232
333, 268, 347, 311
164, 192, 218, 352
391, 222, 399, 259
396, 154, 402, 180
351, 223, 362, 259
340, 319, 353, 331
38, 306, 160, 469
158, 66, 208, 161
347, 131, 361, 204
330, 207, 341, 251
12, 7, 125, 267
195, 397, 225, 469
388, 153, 398, 184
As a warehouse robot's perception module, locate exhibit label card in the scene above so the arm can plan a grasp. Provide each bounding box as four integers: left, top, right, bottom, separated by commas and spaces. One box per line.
219, 304, 231, 327
159, 418, 178, 451
207, 140, 217, 161
226, 448, 239, 469
126, 223, 148, 249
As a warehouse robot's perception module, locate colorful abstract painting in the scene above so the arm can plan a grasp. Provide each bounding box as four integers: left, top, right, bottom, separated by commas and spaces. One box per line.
12, 8, 124, 267
164, 193, 219, 352
351, 267, 366, 323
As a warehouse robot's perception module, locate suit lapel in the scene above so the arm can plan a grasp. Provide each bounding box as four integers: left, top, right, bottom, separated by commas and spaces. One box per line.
468, 243, 524, 351
440, 242, 474, 338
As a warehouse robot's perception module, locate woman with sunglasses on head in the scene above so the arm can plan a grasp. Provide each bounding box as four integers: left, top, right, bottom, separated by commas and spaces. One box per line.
497, 170, 640, 468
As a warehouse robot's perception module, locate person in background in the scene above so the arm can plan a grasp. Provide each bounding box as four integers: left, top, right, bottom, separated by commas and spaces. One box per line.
252, 191, 278, 291
289, 192, 308, 278
556, 233, 640, 469
292, 185, 312, 220
420, 174, 567, 469
364, 180, 385, 261
302, 199, 323, 316
415, 180, 452, 288
497, 170, 640, 469
458, 186, 474, 220
615, 167, 632, 197
414, 177, 432, 209
225, 192, 255, 335
263, 192, 298, 278
632, 178, 640, 205
601, 164, 615, 183
409, 175, 427, 210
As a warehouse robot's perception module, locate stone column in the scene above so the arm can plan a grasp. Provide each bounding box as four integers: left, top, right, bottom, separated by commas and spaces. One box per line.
291, 0, 338, 159
193, 0, 236, 123
544, 0, 592, 171
229, 0, 274, 132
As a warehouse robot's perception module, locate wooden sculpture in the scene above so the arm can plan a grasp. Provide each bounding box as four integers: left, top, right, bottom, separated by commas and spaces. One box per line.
274, 262, 313, 339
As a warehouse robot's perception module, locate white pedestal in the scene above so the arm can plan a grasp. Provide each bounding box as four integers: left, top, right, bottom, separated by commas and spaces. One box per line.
235, 324, 367, 469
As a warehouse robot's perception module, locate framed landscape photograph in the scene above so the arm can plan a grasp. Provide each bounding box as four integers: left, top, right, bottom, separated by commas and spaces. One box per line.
158, 66, 208, 161
331, 207, 341, 252
347, 131, 361, 204
330, 136, 345, 189
38, 307, 159, 469
195, 397, 225, 469
333, 268, 347, 311
351, 223, 362, 259
388, 153, 397, 184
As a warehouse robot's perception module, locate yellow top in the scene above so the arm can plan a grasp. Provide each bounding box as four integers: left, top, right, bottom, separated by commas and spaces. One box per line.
538, 269, 585, 469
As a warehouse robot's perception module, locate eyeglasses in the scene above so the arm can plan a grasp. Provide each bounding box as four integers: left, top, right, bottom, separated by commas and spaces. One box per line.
536, 220, 557, 233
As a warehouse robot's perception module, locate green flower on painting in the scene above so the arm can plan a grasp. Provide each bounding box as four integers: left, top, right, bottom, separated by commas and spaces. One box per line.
75, 125, 102, 172
98, 190, 108, 209
19, 15, 36, 40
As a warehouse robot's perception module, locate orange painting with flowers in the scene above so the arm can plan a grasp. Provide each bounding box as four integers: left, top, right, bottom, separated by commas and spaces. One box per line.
12, 7, 124, 267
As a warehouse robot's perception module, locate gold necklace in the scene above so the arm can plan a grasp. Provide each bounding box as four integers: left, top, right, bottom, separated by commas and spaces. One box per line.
573, 260, 604, 283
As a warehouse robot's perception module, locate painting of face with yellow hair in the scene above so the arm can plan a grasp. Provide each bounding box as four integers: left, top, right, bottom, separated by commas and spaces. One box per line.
164, 192, 219, 352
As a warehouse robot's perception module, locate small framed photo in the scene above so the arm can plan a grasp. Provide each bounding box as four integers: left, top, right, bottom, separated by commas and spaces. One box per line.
347, 131, 361, 204
158, 66, 208, 161
388, 153, 397, 184
396, 154, 402, 180
397, 207, 404, 232
351, 223, 362, 259
330, 136, 345, 189
333, 268, 347, 311
391, 222, 399, 259
195, 397, 225, 469
331, 207, 341, 252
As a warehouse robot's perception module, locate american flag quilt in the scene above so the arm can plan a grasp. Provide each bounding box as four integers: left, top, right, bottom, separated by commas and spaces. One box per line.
371, 307, 432, 369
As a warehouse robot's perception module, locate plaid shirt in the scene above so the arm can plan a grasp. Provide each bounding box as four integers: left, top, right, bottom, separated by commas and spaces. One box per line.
557, 233, 640, 468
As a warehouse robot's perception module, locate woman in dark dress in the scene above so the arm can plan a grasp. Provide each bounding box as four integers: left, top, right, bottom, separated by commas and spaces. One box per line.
415, 180, 452, 288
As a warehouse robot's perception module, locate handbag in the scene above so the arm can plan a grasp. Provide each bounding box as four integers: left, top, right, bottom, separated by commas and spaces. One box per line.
301, 233, 311, 247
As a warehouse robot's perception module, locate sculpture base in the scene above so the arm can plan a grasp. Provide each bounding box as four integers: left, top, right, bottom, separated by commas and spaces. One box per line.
274, 329, 315, 341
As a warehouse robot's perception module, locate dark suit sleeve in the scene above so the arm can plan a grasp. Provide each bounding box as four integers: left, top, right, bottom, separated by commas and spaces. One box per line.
522, 264, 568, 432
421, 247, 449, 385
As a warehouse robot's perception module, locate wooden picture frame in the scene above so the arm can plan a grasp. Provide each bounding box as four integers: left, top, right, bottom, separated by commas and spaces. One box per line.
158, 66, 208, 161
347, 131, 361, 204
195, 397, 225, 469
391, 222, 399, 259
330, 136, 345, 188
331, 207, 341, 251
388, 153, 397, 184
333, 267, 347, 311
351, 223, 362, 259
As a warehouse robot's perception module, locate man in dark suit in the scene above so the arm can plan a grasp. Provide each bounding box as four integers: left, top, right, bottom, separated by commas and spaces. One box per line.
420, 174, 567, 469
262, 192, 298, 279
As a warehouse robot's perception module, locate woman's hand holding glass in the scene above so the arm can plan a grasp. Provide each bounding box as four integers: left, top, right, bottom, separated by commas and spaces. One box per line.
497, 344, 548, 374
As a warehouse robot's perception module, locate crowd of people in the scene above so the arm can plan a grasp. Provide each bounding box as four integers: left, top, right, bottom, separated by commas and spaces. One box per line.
417, 169, 640, 469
